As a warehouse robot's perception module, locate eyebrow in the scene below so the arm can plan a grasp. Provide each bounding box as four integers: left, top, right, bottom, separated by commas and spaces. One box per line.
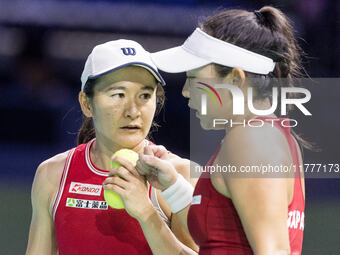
105, 86, 126, 92
105, 85, 156, 92
141, 85, 156, 92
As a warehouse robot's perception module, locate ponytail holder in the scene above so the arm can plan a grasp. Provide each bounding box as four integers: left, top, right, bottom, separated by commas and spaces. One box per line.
254, 10, 265, 23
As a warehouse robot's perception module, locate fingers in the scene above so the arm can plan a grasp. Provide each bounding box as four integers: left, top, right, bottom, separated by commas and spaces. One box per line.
144, 145, 169, 159
107, 165, 147, 188
137, 154, 168, 177
103, 176, 128, 190
136, 156, 153, 176
109, 165, 133, 181
137, 146, 170, 177
111, 155, 140, 178
140, 154, 164, 170
143, 146, 154, 156
104, 183, 125, 198
151, 145, 168, 158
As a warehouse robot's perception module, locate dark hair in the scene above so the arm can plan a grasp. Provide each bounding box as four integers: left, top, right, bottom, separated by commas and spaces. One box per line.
201, 6, 313, 149
77, 75, 165, 145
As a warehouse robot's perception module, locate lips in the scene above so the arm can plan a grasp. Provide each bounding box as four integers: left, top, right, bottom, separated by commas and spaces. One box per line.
188, 101, 199, 111
120, 125, 141, 130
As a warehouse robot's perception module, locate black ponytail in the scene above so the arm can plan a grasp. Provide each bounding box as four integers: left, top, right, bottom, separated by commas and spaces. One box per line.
77, 117, 96, 145
77, 79, 96, 145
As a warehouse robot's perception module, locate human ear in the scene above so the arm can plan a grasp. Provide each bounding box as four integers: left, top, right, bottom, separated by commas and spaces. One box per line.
78, 91, 93, 118
224, 67, 246, 89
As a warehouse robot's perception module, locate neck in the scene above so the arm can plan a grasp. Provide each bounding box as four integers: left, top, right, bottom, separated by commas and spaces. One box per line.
90, 136, 146, 170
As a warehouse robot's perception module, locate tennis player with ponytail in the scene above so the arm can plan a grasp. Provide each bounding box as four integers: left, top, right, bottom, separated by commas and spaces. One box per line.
26, 39, 198, 255
137, 6, 306, 255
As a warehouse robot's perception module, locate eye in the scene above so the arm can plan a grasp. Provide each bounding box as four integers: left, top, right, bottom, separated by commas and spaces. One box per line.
140, 93, 152, 100
111, 93, 125, 98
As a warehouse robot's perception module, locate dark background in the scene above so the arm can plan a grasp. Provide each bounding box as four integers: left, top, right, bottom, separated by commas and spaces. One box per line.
0, 0, 339, 254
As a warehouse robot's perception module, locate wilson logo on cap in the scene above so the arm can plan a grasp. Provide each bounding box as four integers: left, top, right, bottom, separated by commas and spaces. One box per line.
121, 47, 136, 56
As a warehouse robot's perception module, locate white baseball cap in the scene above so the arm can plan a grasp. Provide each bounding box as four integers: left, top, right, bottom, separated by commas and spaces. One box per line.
81, 39, 165, 91
151, 28, 275, 75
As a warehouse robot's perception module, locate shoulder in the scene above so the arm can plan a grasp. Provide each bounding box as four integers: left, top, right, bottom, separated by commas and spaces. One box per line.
32, 150, 70, 214
219, 127, 291, 221
35, 150, 70, 186
226, 121, 288, 150
221, 122, 292, 167
215, 123, 292, 203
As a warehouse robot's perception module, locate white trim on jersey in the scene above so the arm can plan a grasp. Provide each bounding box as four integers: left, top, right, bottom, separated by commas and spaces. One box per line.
85, 138, 151, 176
150, 185, 171, 227
85, 139, 110, 176
52, 148, 76, 221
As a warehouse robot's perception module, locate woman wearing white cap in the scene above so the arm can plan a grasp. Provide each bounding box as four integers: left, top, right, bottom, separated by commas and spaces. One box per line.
137, 6, 307, 255
26, 40, 198, 255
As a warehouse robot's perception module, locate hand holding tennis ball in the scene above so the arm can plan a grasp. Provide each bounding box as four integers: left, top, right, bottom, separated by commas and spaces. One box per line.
104, 149, 139, 209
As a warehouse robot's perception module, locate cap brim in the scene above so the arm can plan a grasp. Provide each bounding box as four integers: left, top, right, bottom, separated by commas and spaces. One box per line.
133, 64, 166, 86
88, 62, 166, 86
151, 46, 210, 73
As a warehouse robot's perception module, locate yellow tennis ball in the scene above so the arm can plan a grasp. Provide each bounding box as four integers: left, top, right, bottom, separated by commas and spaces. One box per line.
110, 149, 139, 168
104, 149, 139, 209
104, 189, 125, 209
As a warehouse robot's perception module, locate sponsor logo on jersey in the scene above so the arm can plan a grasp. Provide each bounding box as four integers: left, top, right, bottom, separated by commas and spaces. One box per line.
287, 210, 304, 230
191, 195, 202, 205
69, 182, 102, 196
66, 198, 108, 210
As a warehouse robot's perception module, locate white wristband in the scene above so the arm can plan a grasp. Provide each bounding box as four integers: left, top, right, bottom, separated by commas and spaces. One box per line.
160, 174, 194, 213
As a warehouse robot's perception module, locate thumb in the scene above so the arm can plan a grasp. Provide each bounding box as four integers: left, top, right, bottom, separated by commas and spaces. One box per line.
142, 154, 167, 169
141, 154, 176, 177
136, 153, 163, 176
139, 154, 178, 189
143, 145, 154, 156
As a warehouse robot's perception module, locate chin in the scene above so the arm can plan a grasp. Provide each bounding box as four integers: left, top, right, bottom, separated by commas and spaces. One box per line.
199, 119, 213, 130
117, 133, 145, 148
199, 117, 225, 131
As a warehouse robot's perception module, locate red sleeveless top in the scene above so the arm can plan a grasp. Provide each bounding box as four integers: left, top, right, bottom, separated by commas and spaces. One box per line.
52, 139, 157, 255
187, 118, 305, 255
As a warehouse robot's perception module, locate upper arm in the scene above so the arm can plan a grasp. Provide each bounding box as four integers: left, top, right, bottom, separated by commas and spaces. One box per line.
26, 162, 58, 255
26, 153, 67, 255
218, 126, 291, 254
226, 178, 289, 254
170, 212, 199, 252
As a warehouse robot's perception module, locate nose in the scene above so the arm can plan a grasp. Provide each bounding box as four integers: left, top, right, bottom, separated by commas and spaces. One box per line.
124, 100, 140, 119
182, 79, 190, 98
